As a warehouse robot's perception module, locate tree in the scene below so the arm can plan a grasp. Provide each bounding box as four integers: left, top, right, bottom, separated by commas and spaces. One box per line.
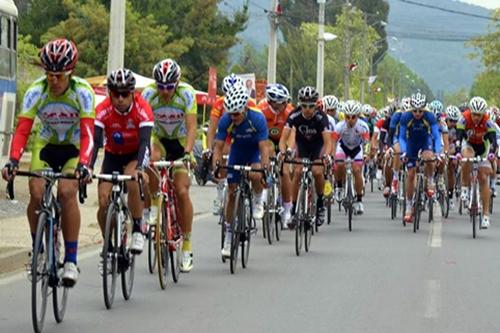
16, 34, 43, 113
443, 88, 469, 107
41, 0, 192, 77
230, 43, 268, 79
470, 71, 500, 106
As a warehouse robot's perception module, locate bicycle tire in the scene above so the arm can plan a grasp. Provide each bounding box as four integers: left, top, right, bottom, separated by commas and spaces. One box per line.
263, 202, 272, 245
230, 191, 242, 274
402, 172, 407, 227
489, 193, 493, 214
241, 197, 251, 268
327, 197, 332, 225
121, 210, 135, 301
305, 187, 313, 252
428, 197, 433, 223
220, 213, 226, 263
103, 205, 118, 309
53, 223, 68, 323
157, 200, 168, 290
472, 183, 478, 238
168, 209, 181, 283
32, 212, 49, 333
295, 184, 305, 256
267, 185, 276, 244
147, 225, 156, 274
414, 177, 421, 233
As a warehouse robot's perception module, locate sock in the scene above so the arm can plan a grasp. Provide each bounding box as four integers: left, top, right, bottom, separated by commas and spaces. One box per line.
64, 241, 78, 264
283, 201, 292, 213
143, 208, 150, 222
133, 218, 142, 233
182, 238, 192, 252
254, 191, 263, 204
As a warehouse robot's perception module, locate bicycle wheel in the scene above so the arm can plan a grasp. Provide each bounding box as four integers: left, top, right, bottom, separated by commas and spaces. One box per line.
241, 197, 251, 268
414, 177, 423, 232
147, 225, 156, 274
428, 197, 434, 223
305, 189, 313, 253
489, 192, 493, 214
390, 194, 396, 220
263, 202, 272, 245
168, 216, 181, 283
266, 184, 276, 244
326, 196, 332, 225
220, 213, 226, 263
157, 200, 168, 289
295, 185, 305, 256
121, 210, 135, 301
230, 191, 242, 274
32, 212, 49, 333
401, 172, 407, 226
53, 224, 68, 323
471, 184, 478, 238
102, 205, 118, 309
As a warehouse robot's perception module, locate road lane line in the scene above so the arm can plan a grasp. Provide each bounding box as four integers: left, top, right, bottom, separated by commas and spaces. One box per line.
427, 213, 442, 248
424, 279, 441, 319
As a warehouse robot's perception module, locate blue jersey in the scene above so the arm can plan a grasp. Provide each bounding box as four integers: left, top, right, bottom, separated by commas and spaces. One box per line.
398, 111, 442, 154
215, 107, 268, 150
389, 111, 402, 131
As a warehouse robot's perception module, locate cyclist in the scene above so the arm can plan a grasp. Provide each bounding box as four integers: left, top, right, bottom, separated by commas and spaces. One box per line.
1, 39, 94, 287
429, 100, 449, 194
214, 84, 269, 257
142, 58, 197, 272
444, 105, 461, 208
331, 100, 370, 214
279, 86, 331, 227
206, 73, 257, 215
456, 97, 497, 228
90, 68, 153, 261
400, 92, 442, 223
318, 95, 344, 123
258, 83, 294, 225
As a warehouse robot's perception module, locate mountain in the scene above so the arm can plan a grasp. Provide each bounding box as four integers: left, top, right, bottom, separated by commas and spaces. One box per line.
225, 0, 493, 95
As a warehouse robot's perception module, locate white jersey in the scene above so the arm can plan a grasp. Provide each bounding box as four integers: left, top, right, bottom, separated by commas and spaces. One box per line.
327, 114, 336, 131
332, 119, 370, 150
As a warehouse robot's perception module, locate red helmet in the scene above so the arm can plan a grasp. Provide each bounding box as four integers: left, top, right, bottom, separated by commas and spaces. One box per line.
153, 58, 181, 83
40, 38, 78, 72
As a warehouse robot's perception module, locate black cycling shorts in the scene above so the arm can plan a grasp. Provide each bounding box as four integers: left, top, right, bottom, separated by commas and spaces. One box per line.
101, 151, 138, 174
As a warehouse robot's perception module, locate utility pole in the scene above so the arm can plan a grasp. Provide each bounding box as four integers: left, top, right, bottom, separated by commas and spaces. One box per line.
107, 0, 126, 75
343, 1, 351, 100
360, 13, 367, 104
316, 0, 326, 97
267, 0, 279, 84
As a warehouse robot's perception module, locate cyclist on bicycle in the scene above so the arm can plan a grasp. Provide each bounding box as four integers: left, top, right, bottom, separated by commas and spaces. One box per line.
444, 105, 461, 208
90, 68, 153, 260
456, 97, 497, 228
318, 95, 344, 123
258, 83, 294, 225
206, 73, 257, 215
142, 58, 197, 272
331, 100, 370, 214
214, 84, 269, 257
429, 100, 449, 191
400, 92, 442, 223
279, 86, 332, 227
1, 39, 94, 287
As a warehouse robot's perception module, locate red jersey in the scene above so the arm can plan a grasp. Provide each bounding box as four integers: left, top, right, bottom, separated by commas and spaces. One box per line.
210, 96, 257, 120
95, 93, 154, 155
457, 109, 495, 145
258, 100, 294, 142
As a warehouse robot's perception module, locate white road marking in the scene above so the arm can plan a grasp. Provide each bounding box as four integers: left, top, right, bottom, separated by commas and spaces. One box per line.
424, 279, 441, 319
427, 209, 442, 248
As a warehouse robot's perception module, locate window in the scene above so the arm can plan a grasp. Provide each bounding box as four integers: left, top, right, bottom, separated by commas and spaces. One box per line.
7, 18, 11, 49
0, 17, 7, 47
12, 19, 16, 51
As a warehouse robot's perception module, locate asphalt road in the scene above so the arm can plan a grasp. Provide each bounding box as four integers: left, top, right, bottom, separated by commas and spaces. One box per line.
1, 186, 500, 333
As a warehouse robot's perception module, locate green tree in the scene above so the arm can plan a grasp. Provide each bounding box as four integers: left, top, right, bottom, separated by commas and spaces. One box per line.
470, 71, 500, 106
16, 34, 43, 113
230, 43, 267, 79
41, 0, 192, 77
443, 88, 469, 107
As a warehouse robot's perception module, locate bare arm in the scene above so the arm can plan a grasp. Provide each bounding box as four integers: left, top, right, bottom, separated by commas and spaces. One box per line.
184, 113, 197, 153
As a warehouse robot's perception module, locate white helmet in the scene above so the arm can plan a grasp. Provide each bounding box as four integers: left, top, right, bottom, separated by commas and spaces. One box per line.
222, 73, 244, 95
469, 96, 488, 114
362, 104, 373, 117
153, 58, 181, 83
410, 92, 427, 109
445, 105, 460, 121
223, 84, 249, 114
487, 108, 497, 123
343, 100, 361, 116
265, 83, 290, 104
321, 95, 339, 111
401, 97, 412, 112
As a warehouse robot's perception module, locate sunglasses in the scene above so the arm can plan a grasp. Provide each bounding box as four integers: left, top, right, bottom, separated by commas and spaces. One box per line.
157, 82, 177, 91
413, 109, 424, 114
230, 112, 244, 118
269, 100, 286, 105
46, 71, 71, 80
345, 115, 357, 120
110, 90, 132, 98
300, 103, 316, 109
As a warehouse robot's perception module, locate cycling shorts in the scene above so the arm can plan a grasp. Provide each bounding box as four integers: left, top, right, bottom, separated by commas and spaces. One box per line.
335, 142, 363, 163
464, 142, 491, 169
296, 141, 322, 161
227, 146, 260, 184
30, 143, 79, 173
101, 151, 137, 174
406, 136, 433, 169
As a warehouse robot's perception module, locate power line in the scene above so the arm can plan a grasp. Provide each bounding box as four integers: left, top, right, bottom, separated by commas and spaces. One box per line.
398, 0, 499, 21
387, 31, 484, 42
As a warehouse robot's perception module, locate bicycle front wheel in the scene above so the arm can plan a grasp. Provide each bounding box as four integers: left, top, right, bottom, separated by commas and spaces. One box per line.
32, 212, 49, 333
241, 198, 251, 268
53, 225, 68, 323
121, 210, 135, 301
103, 205, 118, 309
295, 185, 305, 256
168, 211, 181, 283
157, 200, 168, 289
230, 191, 242, 274
147, 225, 157, 274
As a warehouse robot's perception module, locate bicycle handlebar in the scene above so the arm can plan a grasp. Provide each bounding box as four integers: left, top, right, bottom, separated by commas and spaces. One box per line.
94, 172, 145, 201
5, 170, 79, 201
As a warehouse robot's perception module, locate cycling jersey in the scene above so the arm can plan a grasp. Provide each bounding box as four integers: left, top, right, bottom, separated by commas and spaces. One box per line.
327, 114, 336, 132
286, 107, 329, 160
10, 75, 95, 168
142, 82, 197, 143
399, 111, 441, 162
389, 111, 403, 145
360, 117, 375, 137
457, 110, 496, 146
210, 95, 257, 120
257, 100, 294, 143
93, 93, 154, 170
215, 107, 268, 183
332, 120, 370, 150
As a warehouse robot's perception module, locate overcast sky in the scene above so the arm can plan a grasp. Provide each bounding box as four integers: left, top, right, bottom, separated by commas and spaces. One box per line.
459, 0, 500, 9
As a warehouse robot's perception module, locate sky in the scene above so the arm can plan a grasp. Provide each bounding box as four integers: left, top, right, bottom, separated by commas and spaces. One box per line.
458, 0, 500, 9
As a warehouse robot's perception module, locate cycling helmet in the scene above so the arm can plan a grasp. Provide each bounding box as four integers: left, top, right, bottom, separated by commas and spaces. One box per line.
401, 97, 412, 112
362, 104, 373, 117
223, 84, 249, 114
490, 106, 499, 120
458, 102, 468, 113
343, 100, 361, 116
445, 105, 460, 121
153, 58, 181, 83
487, 108, 497, 123
265, 83, 290, 104
410, 92, 427, 109
469, 96, 488, 114
40, 38, 78, 72
387, 102, 398, 117
428, 100, 444, 118
222, 73, 244, 94
298, 86, 319, 103
107, 68, 136, 91
321, 95, 339, 111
